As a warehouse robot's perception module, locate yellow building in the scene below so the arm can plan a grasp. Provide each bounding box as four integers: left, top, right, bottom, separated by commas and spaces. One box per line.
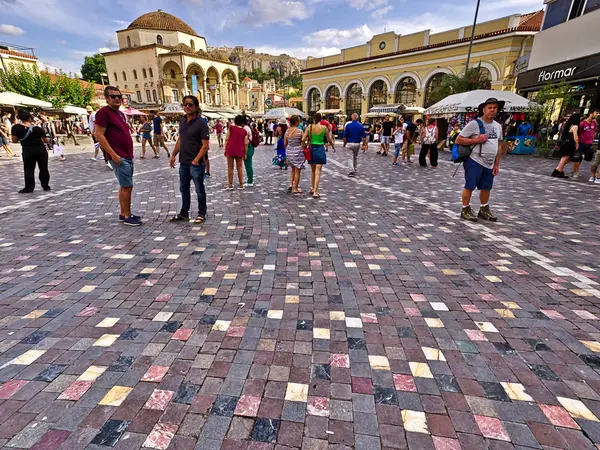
0, 44, 38, 73
301, 11, 542, 119
103, 10, 239, 108
238, 77, 267, 114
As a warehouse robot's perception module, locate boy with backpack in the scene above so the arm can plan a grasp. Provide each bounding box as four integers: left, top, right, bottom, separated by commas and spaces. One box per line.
455, 98, 504, 222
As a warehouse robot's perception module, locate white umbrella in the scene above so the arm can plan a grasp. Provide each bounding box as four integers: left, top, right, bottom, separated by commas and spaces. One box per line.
0, 91, 52, 108
263, 107, 305, 119
424, 89, 540, 116
160, 103, 184, 115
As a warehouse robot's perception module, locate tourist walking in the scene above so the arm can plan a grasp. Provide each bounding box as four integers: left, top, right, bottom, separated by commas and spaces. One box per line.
224, 115, 248, 190
243, 116, 256, 186
10, 109, 50, 193
551, 113, 581, 179
152, 112, 171, 157
215, 119, 224, 147
392, 122, 404, 167
581, 110, 600, 181
303, 112, 335, 199
266, 120, 274, 145
169, 95, 210, 223
140, 118, 158, 158
343, 113, 367, 176
94, 86, 141, 226
1, 112, 15, 157
285, 115, 305, 193
456, 97, 504, 222
419, 118, 439, 167
273, 118, 288, 169
378, 115, 394, 156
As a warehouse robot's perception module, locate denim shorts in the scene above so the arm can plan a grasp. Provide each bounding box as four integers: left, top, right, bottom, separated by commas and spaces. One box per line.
0, 135, 7, 146
109, 158, 134, 188
394, 143, 401, 157
381, 136, 390, 144
464, 157, 494, 191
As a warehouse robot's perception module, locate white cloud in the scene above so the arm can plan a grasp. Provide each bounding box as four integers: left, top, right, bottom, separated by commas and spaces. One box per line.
371, 5, 393, 19
254, 45, 340, 60
246, 0, 312, 26
349, 0, 390, 10
303, 25, 373, 47
0, 24, 24, 36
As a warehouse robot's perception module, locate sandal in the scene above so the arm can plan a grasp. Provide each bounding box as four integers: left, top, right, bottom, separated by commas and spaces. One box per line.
293, 189, 303, 194
287, 186, 293, 192
313, 193, 320, 199
169, 214, 189, 222
194, 215, 206, 224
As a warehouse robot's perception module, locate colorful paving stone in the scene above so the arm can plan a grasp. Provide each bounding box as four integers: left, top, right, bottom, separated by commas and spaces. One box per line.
2, 145, 600, 448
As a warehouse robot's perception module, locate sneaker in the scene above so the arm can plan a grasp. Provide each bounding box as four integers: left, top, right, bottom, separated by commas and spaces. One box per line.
478, 205, 498, 222
122, 216, 143, 226
595, 179, 600, 185
567, 171, 575, 177
226, 186, 234, 191
119, 214, 141, 222
348, 171, 356, 177
238, 185, 244, 190
90, 157, 96, 161
43, 186, 51, 191
551, 169, 568, 178
245, 182, 254, 187
589, 177, 596, 183
461, 206, 479, 222
571, 172, 580, 179
205, 173, 211, 178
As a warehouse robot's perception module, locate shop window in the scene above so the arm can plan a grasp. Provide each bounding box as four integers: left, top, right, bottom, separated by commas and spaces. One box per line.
345, 83, 362, 118
368, 80, 387, 109
395, 77, 417, 105
584, 0, 600, 13
307, 88, 321, 118
424, 73, 448, 108
542, 0, 572, 30
325, 85, 340, 110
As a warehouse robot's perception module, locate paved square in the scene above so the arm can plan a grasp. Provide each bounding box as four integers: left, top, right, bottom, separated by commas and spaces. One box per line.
2, 141, 600, 449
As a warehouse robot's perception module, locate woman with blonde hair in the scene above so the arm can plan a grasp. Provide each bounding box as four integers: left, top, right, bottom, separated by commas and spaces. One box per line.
303, 113, 335, 198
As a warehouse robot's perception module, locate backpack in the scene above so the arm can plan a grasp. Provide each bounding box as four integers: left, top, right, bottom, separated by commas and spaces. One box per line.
423, 126, 437, 145
451, 118, 485, 163
251, 128, 260, 147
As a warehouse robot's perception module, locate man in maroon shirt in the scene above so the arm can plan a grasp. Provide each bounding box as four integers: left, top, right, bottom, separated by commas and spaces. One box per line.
94, 86, 142, 226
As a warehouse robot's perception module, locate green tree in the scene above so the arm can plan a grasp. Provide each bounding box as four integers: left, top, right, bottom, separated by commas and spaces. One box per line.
428, 66, 492, 106
530, 80, 575, 131
80, 53, 107, 84
0, 63, 55, 100
52, 72, 94, 108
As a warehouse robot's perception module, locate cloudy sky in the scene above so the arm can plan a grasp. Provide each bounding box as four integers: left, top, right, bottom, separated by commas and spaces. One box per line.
0, 0, 544, 76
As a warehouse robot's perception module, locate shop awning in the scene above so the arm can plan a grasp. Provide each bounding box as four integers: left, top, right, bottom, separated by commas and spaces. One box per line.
0, 91, 52, 108
368, 104, 405, 114
404, 106, 425, 114
317, 109, 343, 115
362, 112, 398, 118
203, 112, 223, 119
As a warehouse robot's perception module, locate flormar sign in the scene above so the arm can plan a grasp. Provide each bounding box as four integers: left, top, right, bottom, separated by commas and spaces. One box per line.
537, 67, 577, 82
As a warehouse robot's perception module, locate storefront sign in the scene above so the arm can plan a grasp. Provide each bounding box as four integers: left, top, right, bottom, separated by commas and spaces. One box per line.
537, 67, 577, 82
516, 52, 600, 90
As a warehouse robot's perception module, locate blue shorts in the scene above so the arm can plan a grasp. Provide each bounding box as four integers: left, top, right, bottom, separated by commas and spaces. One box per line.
464, 157, 494, 191
0, 135, 7, 146
109, 158, 134, 188
394, 143, 401, 157
142, 132, 152, 140
309, 144, 326, 165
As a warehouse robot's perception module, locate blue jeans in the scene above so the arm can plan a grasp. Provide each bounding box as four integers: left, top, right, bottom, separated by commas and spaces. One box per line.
179, 163, 207, 217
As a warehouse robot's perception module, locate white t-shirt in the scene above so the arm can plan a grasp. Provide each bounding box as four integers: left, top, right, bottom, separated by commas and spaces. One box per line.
394, 128, 404, 144
268, 122, 274, 132
244, 125, 252, 139
88, 112, 96, 134
459, 118, 503, 169
3, 118, 11, 133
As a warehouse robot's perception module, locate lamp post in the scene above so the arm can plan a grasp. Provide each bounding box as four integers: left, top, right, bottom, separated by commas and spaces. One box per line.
464, 0, 481, 74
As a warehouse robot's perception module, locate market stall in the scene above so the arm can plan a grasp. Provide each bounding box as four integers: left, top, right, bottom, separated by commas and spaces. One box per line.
424, 90, 541, 155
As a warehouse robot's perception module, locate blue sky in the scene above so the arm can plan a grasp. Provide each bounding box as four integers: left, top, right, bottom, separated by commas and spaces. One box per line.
0, 0, 544, 76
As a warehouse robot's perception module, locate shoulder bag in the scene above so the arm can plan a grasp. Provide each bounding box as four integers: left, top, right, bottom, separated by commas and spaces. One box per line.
303, 125, 312, 161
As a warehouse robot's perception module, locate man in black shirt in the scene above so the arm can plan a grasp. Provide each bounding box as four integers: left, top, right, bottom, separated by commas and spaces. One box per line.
169, 95, 210, 223
379, 115, 394, 156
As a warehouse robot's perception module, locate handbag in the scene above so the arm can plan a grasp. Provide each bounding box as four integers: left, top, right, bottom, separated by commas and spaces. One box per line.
303, 125, 312, 161
570, 147, 583, 162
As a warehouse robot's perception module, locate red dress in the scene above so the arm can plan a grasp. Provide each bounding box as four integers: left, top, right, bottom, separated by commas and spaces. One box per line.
225, 126, 246, 158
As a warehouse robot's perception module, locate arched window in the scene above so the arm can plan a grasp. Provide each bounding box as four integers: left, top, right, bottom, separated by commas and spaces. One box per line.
126, 36, 131, 48
479, 67, 492, 81
325, 85, 341, 110
122, 71, 127, 82
345, 83, 362, 118
142, 68, 147, 78
190, 40, 195, 51
133, 70, 138, 80
170, 69, 176, 79
152, 89, 157, 103
307, 88, 321, 118
113, 72, 118, 82
368, 80, 387, 109
424, 73, 448, 108
149, 68, 153, 78
157, 35, 163, 45
395, 77, 417, 105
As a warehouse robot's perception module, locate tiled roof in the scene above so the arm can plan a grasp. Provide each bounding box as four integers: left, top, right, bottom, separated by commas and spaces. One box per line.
302, 12, 543, 74
128, 10, 197, 36
0, 48, 37, 60
519, 10, 544, 29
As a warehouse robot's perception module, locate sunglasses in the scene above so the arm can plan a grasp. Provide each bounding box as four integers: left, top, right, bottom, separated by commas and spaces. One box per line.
108, 94, 123, 99
183, 103, 195, 108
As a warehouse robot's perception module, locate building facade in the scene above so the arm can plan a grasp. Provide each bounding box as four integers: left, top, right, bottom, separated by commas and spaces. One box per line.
0, 42, 38, 74
103, 10, 239, 108
238, 77, 267, 114
301, 12, 542, 118
516, 2, 600, 112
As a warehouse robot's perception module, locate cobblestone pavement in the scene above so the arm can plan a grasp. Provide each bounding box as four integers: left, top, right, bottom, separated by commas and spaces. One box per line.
2, 141, 600, 450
